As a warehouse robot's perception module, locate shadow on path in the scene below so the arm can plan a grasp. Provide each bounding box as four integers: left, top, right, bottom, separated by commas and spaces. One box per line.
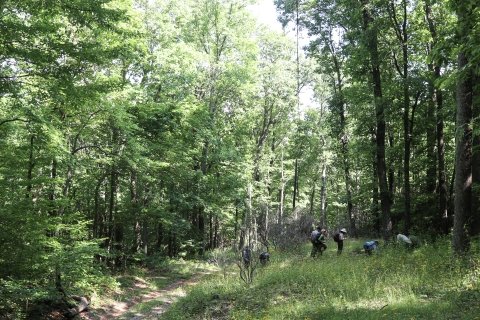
79, 273, 207, 320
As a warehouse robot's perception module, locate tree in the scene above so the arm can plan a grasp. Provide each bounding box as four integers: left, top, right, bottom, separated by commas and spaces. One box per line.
451, 0, 478, 254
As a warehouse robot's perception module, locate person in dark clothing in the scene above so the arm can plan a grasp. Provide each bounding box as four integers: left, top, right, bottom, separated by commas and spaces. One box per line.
242, 246, 252, 266
310, 226, 327, 258
259, 252, 270, 264
336, 228, 347, 255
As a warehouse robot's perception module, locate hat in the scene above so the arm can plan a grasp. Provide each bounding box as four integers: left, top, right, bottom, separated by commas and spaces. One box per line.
340, 228, 347, 233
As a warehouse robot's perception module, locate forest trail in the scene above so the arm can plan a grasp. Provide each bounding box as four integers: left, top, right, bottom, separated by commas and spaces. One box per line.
78, 272, 206, 320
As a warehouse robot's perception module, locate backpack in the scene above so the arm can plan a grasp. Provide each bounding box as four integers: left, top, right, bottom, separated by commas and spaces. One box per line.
311, 231, 322, 244
333, 232, 340, 242
310, 232, 321, 244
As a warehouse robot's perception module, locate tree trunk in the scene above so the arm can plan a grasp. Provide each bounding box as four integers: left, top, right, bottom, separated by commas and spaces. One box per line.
198, 206, 205, 255
209, 212, 213, 250
293, 158, 298, 211
65, 295, 89, 318
26, 135, 35, 198
131, 172, 141, 253
279, 141, 286, 223
107, 166, 117, 263
156, 222, 163, 252
452, 2, 476, 255
142, 184, 149, 256
371, 129, 380, 236
234, 200, 239, 248
214, 217, 219, 248
400, 0, 412, 236
321, 136, 327, 228
452, 51, 473, 254
471, 81, 480, 236
49, 159, 57, 216
362, 0, 392, 241
331, 47, 355, 237
425, 0, 448, 234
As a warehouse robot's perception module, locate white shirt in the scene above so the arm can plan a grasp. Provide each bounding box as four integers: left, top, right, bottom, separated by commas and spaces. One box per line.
397, 233, 412, 244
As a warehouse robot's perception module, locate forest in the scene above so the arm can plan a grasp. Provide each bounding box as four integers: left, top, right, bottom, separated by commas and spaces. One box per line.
0, 0, 479, 318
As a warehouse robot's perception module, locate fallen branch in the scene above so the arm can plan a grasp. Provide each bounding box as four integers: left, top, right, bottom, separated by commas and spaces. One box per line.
65, 295, 89, 318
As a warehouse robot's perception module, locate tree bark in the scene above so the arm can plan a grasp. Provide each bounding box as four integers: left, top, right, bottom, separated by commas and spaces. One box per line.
452, 1, 476, 255
362, 0, 392, 241
425, 0, 448, 234
65, 295, 89, 318
452, 53, 473, 254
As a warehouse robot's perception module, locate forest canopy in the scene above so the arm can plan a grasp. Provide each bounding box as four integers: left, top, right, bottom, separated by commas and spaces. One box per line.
0, 0, 479, 317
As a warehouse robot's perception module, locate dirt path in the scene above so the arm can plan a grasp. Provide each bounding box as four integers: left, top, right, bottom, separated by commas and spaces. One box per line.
79, 273, 205, 320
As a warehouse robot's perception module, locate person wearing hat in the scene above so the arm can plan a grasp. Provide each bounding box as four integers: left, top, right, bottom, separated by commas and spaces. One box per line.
336, 228, 347, 255
310, 226, 327, 258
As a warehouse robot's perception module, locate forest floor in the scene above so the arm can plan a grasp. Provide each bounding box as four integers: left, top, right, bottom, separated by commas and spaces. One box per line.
77, 268, 208, 320
79, 276, 200, 320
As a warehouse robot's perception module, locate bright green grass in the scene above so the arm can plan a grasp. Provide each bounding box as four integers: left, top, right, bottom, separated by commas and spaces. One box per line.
162, 238, 480, 320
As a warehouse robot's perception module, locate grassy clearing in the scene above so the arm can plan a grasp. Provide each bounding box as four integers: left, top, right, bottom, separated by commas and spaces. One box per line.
162, 238, 480, 319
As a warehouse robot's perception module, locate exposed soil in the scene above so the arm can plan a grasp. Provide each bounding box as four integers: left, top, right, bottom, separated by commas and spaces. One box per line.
78, 273, 204, 320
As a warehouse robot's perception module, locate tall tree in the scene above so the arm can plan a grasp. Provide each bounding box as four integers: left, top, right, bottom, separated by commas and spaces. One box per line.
451, 0, 477, 254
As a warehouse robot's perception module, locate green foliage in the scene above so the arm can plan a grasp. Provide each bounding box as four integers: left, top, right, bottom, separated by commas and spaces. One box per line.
0, 0, 476, 316
162, 238, 480, 319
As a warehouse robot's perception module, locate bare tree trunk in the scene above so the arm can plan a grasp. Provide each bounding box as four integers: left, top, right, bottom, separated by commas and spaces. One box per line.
143, 183, 149, 256
293, 159, 299, 211
279, 141, 285, 223
425, 0, 448, 234
198, 205, 205, 255
131, 171, 141, 253
320, 136, 327, 228
142, 218, 148, 256
371, 128, 380, 236
26, 135, 35, 199
320, 163, 327, 228
49, 159, 57, 216
93, 181, 100, 239
452, 53, 473, 254
438, 86, 448, 235
471, 69, 480, 236
362, 0, 392, 241
329, 43, 356, 237
309, 182, 316, 216
471, 92, 480, 236
214, 217, 219, 248
107, 166, 117, 265
156, 222, 163, 252
452, 2, 477, 255
234, 200, 239, 248
387, 0, 411, 234
209, 212, 213, 250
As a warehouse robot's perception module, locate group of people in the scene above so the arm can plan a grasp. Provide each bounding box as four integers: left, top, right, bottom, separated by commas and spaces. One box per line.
311, 227, 420, 257
242, 246, 270, 266
310, 226, 347, 257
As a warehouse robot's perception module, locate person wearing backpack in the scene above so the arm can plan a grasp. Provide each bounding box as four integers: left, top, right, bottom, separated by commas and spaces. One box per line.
310, 226, 327, 258
333, 228, 347, 255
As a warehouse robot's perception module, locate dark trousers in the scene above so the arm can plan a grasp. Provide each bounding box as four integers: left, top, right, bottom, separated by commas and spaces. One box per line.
337, 240, 343, 255
311, 242, 327, 257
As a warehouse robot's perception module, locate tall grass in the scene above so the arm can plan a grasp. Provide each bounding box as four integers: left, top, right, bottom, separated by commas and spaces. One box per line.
162, 238, 480, 319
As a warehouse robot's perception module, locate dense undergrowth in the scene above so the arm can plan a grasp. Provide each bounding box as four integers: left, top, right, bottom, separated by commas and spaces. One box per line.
163, 237, 480, 319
